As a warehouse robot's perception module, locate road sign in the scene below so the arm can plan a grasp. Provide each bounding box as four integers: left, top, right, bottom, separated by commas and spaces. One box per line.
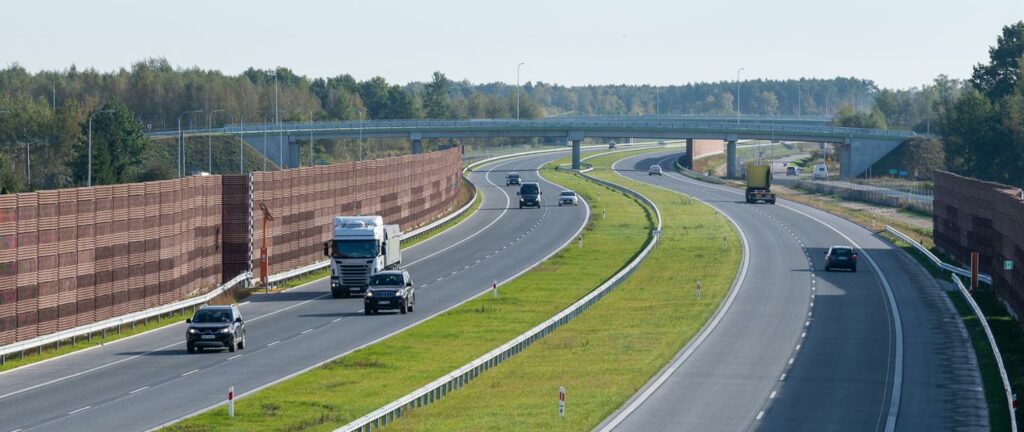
1006, 260, 1015, 270
899, 170, 908, 177
888, 169, 898, 176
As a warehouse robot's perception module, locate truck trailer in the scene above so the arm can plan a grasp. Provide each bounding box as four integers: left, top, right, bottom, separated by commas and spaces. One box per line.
745, 164, 776, 204
323, 216, 402, 298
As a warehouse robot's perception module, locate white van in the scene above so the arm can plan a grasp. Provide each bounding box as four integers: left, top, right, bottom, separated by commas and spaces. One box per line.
812, 164, 828, 180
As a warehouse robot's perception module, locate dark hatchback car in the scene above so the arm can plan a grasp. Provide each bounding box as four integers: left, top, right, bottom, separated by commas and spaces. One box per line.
186, 305, 246, 353
517, 182, 542, 209
506, 172, 521, 186
364, 270, 415, 315
825, 245, 858, 272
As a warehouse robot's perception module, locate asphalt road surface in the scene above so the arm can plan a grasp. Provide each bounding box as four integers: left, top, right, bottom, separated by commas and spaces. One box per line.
0, 151, 587, 432
600, 151, 985, 432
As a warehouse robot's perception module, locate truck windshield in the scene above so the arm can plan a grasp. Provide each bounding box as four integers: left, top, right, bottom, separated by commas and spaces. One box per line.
520, 184, 539, 195
332, 240, 378, 259
370, 274, 404, 286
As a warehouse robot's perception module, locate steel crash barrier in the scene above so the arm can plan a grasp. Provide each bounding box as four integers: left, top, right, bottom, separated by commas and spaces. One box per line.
334, 163, 663, 432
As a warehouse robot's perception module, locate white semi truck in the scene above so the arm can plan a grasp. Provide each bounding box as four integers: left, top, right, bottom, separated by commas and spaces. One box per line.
322, 216, 402, 298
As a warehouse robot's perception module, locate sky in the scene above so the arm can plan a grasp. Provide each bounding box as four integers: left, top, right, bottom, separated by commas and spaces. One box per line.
1, 0, 1021, 90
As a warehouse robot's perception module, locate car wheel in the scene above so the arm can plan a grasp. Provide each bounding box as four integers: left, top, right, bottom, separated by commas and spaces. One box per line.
409, 296, 415, 312
825, 266, 830, 272
228, 337, 236, 352
518, 204, 522, 209
400, 303, 407, 314
852, 266, 858, 272
364, 308, 372, 315
238, 333, 245, 350
187, 343, 195, 354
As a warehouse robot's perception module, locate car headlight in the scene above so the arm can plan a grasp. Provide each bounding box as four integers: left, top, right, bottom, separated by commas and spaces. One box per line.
188, 328, 197, 334
219, 327, 232, 334
365, 291, 374, 298
395, 290, 405, 297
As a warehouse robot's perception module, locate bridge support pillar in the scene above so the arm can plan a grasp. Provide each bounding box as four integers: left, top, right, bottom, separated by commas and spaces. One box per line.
569, 131, 584, 170
410, 132, 423, 155
726, 139, 738, 179
621, 137, 632, 144
685, 139, 694, 169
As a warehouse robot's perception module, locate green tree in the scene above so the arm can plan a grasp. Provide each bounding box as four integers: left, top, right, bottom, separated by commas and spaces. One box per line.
424, 72, 452, 119
971, 21, 1024, 101
71, 101, 150, 186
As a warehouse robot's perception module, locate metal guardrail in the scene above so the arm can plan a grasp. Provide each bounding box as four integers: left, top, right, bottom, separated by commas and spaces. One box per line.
883, 226, 991, 284
0, 272, 250, 360
334, 162, 662, 432
950, 272, 1017, 432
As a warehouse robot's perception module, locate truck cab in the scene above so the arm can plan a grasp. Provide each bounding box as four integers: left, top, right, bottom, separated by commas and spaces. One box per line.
323, 216, 402, 298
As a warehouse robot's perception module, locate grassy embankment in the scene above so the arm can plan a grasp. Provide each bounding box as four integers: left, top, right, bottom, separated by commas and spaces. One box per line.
166, 157, 651, 431
382, 152, 741, 431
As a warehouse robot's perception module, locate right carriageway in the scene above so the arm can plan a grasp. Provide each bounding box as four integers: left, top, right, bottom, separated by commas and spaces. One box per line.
599, 150, 987, 432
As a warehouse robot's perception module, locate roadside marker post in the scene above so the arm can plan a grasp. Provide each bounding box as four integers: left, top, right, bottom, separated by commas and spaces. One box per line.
696, 280, 702, 301
559, 386, 565, 417
492, 280, 498, 299
228, 386, 235, 417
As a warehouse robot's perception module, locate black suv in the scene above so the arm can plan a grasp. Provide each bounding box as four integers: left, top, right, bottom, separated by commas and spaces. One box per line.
186, 305, 246, 353
825, 246, 858, 272
365, 270, 415, 315
506, 172, 521, 186
517, 182, 542, 209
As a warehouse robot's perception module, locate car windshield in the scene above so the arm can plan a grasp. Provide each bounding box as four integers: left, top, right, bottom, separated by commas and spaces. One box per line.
560, 192, 575, 197
192, 309, 232, 323
832, 248, 853, 257
332, 240, 378, 259
520, 184, 539, 194
370, 274, 404, 286
507, 173, 519, 179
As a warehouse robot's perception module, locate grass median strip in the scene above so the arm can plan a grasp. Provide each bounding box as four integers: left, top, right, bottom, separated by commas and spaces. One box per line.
383, 152, 741, 431
166, 160, 650, 431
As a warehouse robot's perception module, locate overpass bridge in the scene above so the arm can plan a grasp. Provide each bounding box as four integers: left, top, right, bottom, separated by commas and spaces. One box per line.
148, 116, 918, 178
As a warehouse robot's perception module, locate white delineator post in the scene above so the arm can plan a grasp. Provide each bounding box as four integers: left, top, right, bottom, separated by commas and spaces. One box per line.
492, 280, 498, 299
559, 386, 565, 417
228, 386, 235, 417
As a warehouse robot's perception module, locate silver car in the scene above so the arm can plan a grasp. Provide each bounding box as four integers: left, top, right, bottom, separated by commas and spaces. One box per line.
558, 190, 579, 206
649, 165, 663, 175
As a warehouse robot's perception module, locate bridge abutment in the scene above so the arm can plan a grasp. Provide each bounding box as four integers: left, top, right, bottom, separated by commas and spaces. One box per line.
410, 132, 423, 154
725, 134, 738, 178
685, 139, 694, 168
569, 131, 584, 170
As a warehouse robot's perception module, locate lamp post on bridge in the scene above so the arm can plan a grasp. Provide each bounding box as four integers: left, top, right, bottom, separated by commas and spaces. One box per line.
736, 67, 745, 125
308, 111, 314, 166
516, 62, 525, 121
177, 109, 202, 178
207, 109, 229, 174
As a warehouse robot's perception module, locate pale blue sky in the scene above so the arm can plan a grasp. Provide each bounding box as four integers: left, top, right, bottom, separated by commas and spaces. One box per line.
1, 0, 1021, 89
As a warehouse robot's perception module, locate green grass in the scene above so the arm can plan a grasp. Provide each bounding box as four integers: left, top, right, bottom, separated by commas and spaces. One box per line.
166, 159, 651, 431
383, 152, 741, 431
0, 310, 190, 373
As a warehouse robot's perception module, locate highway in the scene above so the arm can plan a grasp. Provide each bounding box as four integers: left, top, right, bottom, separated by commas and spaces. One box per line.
600, 151, 986, 431
0, 151, 587, 432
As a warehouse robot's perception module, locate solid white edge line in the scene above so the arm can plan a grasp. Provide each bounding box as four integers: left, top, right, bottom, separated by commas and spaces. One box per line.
67, 406, 90, 415
661, 154, 904, 432
597, 154, 751, 432
148, 151, 592, 432
181, 370, 198, 377
129, 386, 149, 394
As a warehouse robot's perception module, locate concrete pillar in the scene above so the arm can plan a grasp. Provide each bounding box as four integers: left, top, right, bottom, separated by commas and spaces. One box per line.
410, 132, 423, 155
685, 139, 694, 169
287, 140, 301, 169
726, 140, 737, 178
571, 140, 582, 169
622, 137, 632, 144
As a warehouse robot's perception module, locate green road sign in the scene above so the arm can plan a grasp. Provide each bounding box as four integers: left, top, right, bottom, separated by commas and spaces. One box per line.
1006, 260, 1014, 270
888, 169, 898, 175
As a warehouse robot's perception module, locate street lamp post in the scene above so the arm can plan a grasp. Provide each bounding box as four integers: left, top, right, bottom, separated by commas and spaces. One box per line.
207, 109, 226, 173
88, 109, 115, 187
516, 62, 525, 121
358, 111, 364, 161
308, 111, 314, 166
274, 71, 283, 169
177, 109, 202, 178
239, 113, 245, 174
736, 67, 745, 124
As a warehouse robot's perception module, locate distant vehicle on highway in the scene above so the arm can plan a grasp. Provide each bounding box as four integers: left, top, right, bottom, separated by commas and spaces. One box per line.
786, 165, 798, 176
558, 190, 579, 206
506, 172, 521, 186
608, 142, 617, 149
323, 216, 402, 298
186, 305, 245, 353
812, 164, 828, 180
517, 182, 542, 209
648, 165, 663, 176
825, 245, 858, 272
364, 270, 415, 315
